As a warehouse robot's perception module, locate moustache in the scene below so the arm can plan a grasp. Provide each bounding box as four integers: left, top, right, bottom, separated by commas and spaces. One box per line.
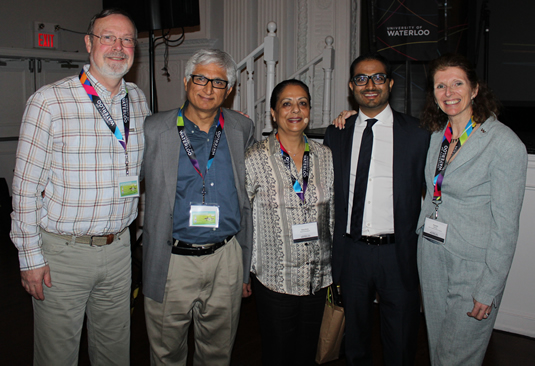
360, 89, 379, 94
105, 52, 129, 60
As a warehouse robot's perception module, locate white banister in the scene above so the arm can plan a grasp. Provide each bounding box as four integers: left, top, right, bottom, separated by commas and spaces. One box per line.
321, 36, 335, 127
234, 24, 334, 136
289, 36, 335, 129
233, 22, 278, 141
262, 22, 279, 137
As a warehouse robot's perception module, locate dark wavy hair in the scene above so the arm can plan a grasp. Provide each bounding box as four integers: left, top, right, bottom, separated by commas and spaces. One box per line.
270, 79, 311, 110
420, 53, 500, 132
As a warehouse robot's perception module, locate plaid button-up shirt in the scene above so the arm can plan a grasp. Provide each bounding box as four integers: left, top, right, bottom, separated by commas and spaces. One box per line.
10, 65, 150, 271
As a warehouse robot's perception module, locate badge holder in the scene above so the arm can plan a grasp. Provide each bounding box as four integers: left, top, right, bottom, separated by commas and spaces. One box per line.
422, 205, 447, 244
118, 175, 140, 198
292, 222, 319, 243
189, 203, 220, 228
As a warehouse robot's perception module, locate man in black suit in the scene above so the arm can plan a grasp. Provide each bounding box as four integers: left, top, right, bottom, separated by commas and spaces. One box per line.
324, 53, 429, 365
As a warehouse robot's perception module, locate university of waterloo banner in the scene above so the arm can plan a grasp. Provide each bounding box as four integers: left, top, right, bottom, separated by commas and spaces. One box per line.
375, 0, 438, 61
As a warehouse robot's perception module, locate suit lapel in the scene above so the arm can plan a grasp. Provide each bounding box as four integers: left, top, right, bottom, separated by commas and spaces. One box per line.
427, 125, 482, 178
442, 132, 481, 176
341, 118, 356, 204
392, 113, 410, 216
224, 117, 244, 170
160, 113, 180, 212
220, 112, 247, 213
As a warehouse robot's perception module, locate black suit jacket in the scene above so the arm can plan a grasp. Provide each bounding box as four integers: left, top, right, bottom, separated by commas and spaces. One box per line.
324, 109, 430, 290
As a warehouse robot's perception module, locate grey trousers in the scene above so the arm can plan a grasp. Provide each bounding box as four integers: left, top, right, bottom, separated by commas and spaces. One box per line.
418, 235, 501, 366
144, 237, 243, 366
33, 229, 131, 366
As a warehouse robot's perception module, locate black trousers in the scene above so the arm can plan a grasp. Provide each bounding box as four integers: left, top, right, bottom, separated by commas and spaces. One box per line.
340, 236, 420, 366
252, 275, 328, 366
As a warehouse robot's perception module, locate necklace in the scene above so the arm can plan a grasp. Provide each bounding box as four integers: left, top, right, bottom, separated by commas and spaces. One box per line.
284, 143, 305, 157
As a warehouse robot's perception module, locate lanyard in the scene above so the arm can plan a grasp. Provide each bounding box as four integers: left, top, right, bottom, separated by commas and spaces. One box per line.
176, 104, 225, 203
432, 117, 476, 209
276, 133, 310, 202
79, 69, 131, 175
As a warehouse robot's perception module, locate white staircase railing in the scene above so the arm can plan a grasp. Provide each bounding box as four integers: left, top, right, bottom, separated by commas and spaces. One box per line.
233, 22, 335, 139
289, 36, 335, 129
233, 22, 278, 142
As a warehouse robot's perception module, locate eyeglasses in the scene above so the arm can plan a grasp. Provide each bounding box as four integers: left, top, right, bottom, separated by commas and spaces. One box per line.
90, 34, 137, 48
190, 75, 229, 89
351, 73, 388, 86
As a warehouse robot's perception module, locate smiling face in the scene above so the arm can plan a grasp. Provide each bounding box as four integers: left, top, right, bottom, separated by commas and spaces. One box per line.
85, 14, 135, 84
349, 59, 394, 117
270, 84, 311, 137
433, 66, 478, 124
184, 62, 232, 117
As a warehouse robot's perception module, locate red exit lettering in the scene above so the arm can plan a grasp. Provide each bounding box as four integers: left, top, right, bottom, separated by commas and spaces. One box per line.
38, 33, 55, 48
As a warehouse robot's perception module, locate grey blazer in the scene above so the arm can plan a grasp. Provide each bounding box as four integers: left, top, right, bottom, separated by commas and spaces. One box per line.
417, 116, 528, 307
141, 107, 255, 303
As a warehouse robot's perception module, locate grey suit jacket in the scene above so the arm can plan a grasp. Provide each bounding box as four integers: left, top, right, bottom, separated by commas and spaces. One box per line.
142, 107, 255, 303
417, 116, 528, 307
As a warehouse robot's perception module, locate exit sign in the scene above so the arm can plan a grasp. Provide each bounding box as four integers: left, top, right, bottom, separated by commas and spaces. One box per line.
34, 22, 60, 49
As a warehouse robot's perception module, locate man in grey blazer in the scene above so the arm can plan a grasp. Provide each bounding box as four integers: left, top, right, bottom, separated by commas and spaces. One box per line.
142, 49, 255, 365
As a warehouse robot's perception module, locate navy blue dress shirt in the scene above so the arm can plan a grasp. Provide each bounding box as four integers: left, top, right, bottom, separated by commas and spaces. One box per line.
172, 109, 241, 244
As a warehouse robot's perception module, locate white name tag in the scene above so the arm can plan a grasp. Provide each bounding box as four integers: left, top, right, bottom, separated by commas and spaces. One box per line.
118, 175, 140, 198
189, 204, 220, 228
292, 222, 319, 243
423, 217, 448, 244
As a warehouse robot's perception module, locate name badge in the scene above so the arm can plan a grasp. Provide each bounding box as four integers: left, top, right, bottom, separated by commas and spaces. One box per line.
423, 217, 448, 244
292, 222, 319, 243
118, 175, 140, 198
190, 204, 220, 228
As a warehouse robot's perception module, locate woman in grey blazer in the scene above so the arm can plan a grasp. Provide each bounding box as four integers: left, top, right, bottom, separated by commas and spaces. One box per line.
417, 54, 527, 365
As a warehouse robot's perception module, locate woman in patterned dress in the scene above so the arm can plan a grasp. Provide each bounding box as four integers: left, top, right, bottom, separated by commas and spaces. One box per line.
245, 79, 335, 365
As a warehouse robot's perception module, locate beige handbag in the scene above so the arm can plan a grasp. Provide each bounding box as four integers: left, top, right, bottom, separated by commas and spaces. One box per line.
315, 285, 345, 364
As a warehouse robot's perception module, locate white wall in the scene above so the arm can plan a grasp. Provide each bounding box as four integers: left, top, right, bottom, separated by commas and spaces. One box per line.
0, 0, 101, 52
494, 155, 535, 337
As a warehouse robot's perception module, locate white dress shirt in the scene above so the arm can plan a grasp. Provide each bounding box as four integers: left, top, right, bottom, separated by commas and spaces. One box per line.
346, 105, 395, 236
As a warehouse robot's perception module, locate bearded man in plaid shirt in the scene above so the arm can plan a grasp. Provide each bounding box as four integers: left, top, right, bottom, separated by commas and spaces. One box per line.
10, 8, 150, 365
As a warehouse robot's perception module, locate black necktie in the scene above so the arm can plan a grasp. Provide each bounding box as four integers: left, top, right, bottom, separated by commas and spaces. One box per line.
350, 118, 378, 239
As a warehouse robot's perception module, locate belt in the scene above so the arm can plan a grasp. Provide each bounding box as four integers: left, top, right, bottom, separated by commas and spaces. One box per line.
43, 227, 128, 246
347, 233, 396, 245
171, 235, 234, 256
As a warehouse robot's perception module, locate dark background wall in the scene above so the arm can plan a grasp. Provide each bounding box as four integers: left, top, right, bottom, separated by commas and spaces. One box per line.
359, 0, 534, 152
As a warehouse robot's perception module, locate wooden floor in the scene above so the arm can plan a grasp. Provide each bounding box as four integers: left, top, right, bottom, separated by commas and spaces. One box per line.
1, 225, 534, 365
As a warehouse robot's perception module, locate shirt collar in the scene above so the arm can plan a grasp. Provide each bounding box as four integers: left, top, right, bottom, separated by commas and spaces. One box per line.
182, 102, 221, 133
83, 64, 127, 100
357, 104, 393, 127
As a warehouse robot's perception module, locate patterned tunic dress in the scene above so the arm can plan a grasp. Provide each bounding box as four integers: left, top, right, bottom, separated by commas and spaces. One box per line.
245, 131, 334, 296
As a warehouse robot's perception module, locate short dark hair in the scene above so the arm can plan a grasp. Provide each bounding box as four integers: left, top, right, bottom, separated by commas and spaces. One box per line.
87, 8, 138, 39
270, 79, 311, 111
349, 52, 392, 79
420, 53, 500, 132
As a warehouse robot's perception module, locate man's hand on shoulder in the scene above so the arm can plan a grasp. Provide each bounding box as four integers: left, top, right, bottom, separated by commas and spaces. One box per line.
21, 265, 52, 300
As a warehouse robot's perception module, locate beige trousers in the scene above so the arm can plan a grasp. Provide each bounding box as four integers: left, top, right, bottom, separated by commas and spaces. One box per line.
34, 229, 131, 366
145, 237, 243, 366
